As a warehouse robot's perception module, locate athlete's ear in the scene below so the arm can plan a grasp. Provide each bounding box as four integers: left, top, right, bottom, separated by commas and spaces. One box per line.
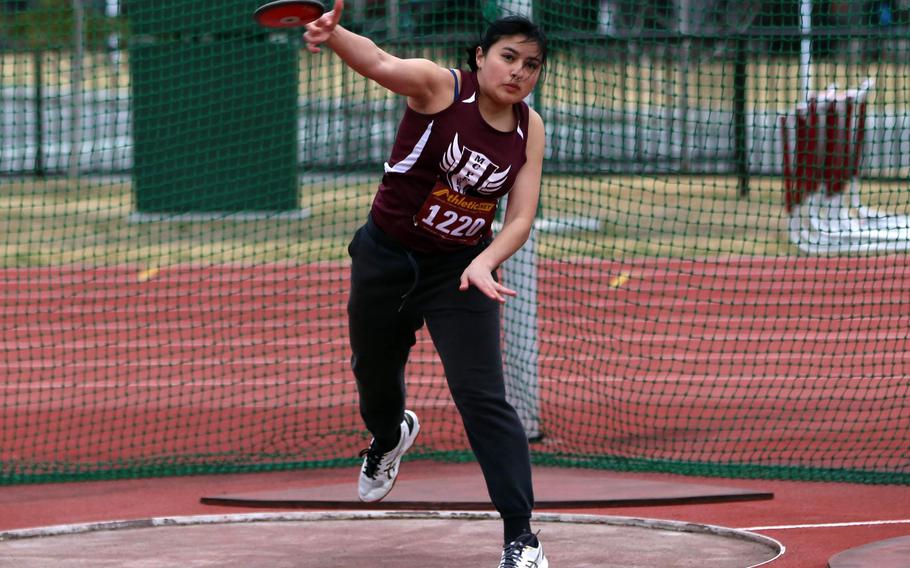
475, 46, 485, 70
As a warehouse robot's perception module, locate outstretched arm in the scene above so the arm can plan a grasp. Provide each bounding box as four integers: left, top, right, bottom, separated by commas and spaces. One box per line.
304, 0, 454, 109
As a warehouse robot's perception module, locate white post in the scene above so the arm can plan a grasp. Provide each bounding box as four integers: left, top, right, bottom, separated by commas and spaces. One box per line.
350, 0, 365, 21
106, 0, 121, 69
69, 0, 85, 179
387, 0, 399, 38
800, 0, 812, 102
499, 0, 532, 18
597, 0, 614, 35
676, 0, 692, 169
493, 0, 541, 439
502, 239, 541, 440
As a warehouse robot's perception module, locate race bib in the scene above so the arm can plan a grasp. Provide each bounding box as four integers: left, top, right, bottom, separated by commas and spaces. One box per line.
415, 182, 498, 245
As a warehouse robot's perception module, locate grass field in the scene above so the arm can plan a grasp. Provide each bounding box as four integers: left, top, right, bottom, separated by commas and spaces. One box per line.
3, 174, 908, 268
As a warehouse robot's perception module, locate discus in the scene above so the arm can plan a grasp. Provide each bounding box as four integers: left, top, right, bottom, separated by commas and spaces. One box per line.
254, 0, 325, 29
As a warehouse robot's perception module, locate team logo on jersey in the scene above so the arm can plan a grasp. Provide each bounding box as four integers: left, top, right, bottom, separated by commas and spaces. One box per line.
440, 133, 510, 195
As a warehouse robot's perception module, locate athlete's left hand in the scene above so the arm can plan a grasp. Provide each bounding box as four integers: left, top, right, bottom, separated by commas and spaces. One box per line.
459, 261, 517, 303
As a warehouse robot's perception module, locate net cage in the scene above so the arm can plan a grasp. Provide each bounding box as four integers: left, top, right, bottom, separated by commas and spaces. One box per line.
0, 0, 908, 484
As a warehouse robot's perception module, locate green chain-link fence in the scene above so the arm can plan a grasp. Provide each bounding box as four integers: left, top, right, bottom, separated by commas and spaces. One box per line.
1, 0, 908, 484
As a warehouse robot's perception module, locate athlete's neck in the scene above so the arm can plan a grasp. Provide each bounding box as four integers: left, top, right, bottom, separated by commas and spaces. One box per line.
477, 94, 516, 133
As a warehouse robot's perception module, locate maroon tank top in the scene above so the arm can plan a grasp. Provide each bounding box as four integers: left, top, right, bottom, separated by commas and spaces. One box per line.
370, 70, 531, 253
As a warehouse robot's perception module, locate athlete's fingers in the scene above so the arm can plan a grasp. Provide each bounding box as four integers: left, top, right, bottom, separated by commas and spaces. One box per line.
488, 282, 515, 303
329, 0, 344, 25
480, 281, 510, 303
303, 27, 320, 52
460, 275, 501, 302
483, 286, 504, 303
496, 282, 518, 297
304, 0, 342, 52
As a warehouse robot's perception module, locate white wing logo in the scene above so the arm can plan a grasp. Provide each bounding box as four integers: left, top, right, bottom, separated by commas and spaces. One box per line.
482, 167, 510, 194
441, 132, 463, 174
440, 133, 511, 195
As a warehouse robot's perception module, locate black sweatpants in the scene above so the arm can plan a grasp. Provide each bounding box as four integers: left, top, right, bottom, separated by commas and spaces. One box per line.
347, 215, 534, 525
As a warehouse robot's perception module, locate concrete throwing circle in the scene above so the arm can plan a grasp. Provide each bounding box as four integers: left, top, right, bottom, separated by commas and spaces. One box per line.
0, 511, 784, 567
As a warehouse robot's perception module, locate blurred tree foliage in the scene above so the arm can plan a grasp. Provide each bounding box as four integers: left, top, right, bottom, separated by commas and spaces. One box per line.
0, 0, 125, 50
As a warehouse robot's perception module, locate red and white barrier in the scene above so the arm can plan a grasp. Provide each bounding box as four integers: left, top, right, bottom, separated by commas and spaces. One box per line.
780, 79, 910, 253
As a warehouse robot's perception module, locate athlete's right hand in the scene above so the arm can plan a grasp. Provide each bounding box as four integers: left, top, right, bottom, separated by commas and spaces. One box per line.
304, 0, 344, 54
459, 260, 518, 304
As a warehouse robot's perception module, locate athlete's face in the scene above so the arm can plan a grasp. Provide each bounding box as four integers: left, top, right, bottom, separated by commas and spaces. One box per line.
475, 35, 543, 105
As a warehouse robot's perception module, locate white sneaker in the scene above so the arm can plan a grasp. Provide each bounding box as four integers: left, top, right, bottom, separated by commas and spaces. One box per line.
358, 410, 420, 502
498, 532, 548, 568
